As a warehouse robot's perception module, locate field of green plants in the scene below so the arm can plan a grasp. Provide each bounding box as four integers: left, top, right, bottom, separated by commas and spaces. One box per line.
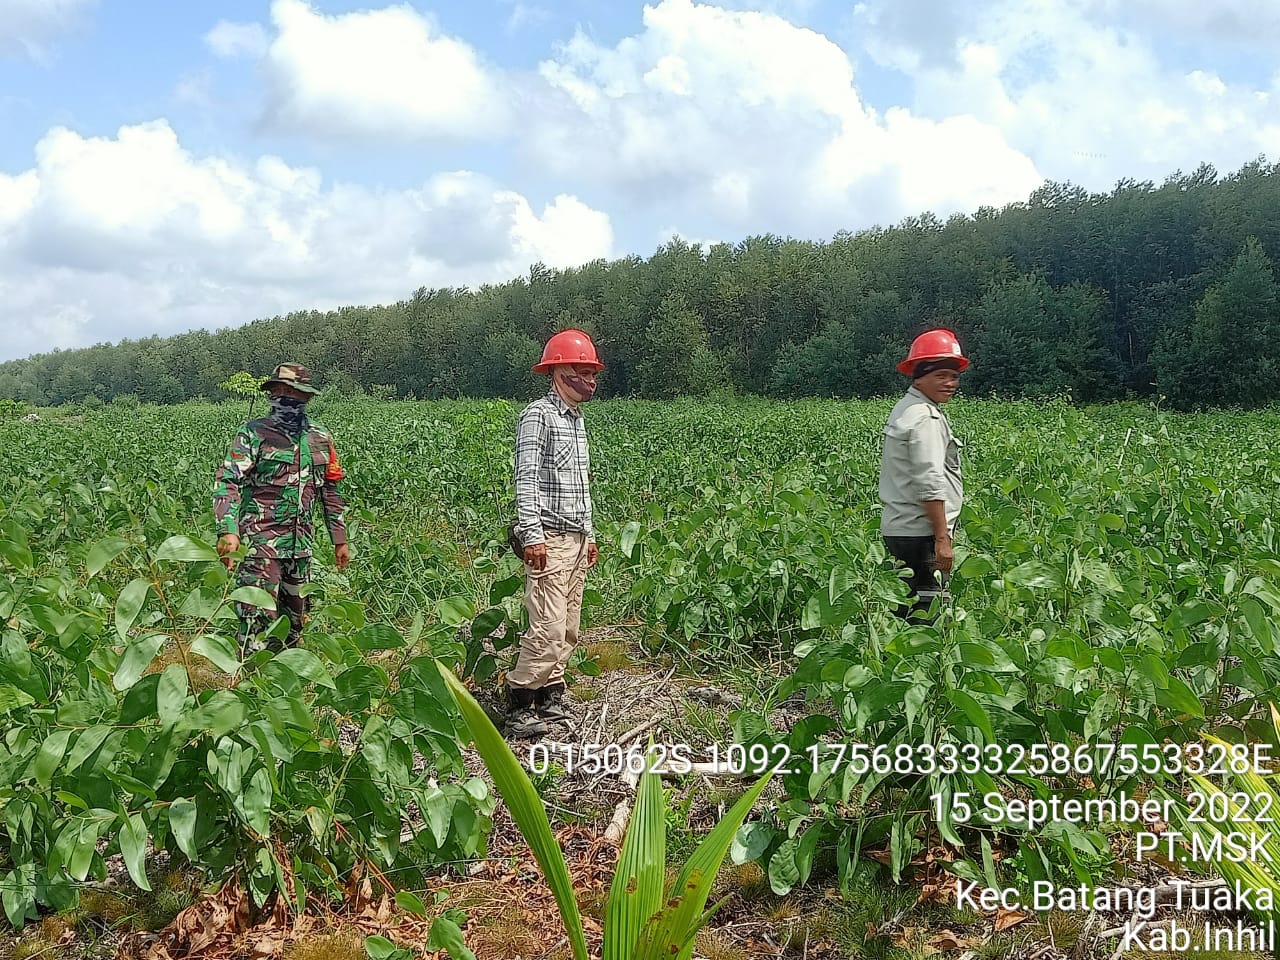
2, 395, 1279, 957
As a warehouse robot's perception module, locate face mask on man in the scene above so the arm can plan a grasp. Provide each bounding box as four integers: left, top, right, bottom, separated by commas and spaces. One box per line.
562, 374, 597, 402
266, 394, 309, 437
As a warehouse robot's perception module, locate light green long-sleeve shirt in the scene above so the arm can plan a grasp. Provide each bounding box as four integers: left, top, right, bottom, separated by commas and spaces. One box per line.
878, 386, 963, 536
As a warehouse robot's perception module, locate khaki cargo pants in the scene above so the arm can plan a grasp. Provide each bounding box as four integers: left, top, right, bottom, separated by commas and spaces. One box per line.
508, 531, 590, 689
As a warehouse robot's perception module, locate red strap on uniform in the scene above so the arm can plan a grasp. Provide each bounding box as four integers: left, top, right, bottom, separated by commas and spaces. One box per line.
325, 440, 345, 481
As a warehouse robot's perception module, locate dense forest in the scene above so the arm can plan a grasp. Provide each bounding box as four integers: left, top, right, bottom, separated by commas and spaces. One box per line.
5, 159, 1280, 410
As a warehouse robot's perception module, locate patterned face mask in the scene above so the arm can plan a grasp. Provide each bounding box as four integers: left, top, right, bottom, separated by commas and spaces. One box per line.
562, 374, 597, 402
266, 395, 308, 438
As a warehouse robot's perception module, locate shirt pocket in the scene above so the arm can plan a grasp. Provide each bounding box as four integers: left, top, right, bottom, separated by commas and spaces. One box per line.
551, 437, 576, 471
259, 446, 300, 485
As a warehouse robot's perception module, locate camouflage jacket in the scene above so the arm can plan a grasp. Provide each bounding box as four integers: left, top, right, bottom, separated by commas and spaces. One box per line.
213, 418, 347, 559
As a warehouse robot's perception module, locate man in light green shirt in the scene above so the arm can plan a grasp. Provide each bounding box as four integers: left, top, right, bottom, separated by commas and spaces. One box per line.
878, 329, 968, 622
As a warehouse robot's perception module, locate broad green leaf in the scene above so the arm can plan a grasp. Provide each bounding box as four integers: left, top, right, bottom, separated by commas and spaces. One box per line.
33, 728, 73, 790
114, 578, 152, 641
1158, 676, 1204, 718
86, 536, 130, 578
155, 535, 220, 563
421, 787, 454, 848
1005, 561, 1063, 590
352, 623, 404, 651
189, 691, 246, 738
767, 836, 801, 895
795, 822, 822, 887
394, 891, 428, 916
191, 634, 242, 674
619, 520, 642, 560
947, 689, 995, 744
169, 798, 198, 859
120, 812, 152, 891
240, 768, 272, 836
427, 915, 478, 960
271, 648, 336, 689
63, 725, 114, 776
1, 867, 35, 927
0, 685, 35, 714
113, 634, 166, 691
470, 607, 505, 640
0, 522, 33, 571
364, 935, 412, 960
730, 822, 774, 865
227, 586, 276, 610
1168, 601, 1215, 632
436, 596, 475, 627
156, 663, 189, 728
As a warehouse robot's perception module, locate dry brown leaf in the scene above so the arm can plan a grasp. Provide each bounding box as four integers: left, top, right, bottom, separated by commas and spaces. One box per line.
892, 924, 924, 946
929, 929, 979, 951
249, 930, 286, 959
994, 907, 1031, 932
917, 874, 961, 906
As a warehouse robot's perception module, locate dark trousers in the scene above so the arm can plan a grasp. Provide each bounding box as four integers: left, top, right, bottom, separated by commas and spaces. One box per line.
883, 536, 949, 624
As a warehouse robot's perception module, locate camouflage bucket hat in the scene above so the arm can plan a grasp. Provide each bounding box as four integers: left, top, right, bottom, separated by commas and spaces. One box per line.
261, 362, 321, 395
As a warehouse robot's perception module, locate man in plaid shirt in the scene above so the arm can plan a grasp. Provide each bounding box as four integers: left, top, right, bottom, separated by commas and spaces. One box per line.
506, 329, 603, 738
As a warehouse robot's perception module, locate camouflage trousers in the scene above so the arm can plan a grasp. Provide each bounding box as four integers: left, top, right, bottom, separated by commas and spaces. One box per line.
235, 555, 312, 654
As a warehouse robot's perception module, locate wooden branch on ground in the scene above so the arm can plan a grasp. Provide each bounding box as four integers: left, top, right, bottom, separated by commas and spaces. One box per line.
604, 767, 641, 845
615, 716, 662, 747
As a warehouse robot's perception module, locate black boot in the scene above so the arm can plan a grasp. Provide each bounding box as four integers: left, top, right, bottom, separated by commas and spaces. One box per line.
505, 686, 548, 739
536, 683, 571, 723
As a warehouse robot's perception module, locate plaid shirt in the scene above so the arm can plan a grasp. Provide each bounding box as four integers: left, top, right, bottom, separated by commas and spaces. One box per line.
514, 391, 594, 546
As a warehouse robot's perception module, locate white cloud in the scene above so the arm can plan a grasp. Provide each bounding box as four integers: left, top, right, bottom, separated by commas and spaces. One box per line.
0, 0, 94, 60
529, 0, 1041, 233
0, 120, 612, 360
710, 0, 818, 16
500, 0, 551, 33
657, 225, 723, 249
1085, 0, 1280, 48
854, 0, 1280, 188
261, 0, 509, 140
205, 20, 268, 60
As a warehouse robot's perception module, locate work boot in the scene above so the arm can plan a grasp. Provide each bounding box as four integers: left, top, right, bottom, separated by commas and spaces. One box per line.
505, 686, 548, 740
536, 683, 571, 723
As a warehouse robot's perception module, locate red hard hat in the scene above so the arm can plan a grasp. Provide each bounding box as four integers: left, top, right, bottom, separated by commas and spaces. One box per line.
533, 329, 604, 374
897, 328, 969, 376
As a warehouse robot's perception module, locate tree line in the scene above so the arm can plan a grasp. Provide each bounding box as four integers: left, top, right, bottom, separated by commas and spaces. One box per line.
4, 159, 1280, 410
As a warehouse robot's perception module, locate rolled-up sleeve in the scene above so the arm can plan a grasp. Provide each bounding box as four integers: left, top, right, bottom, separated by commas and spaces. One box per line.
909, 416, 949, 502
514, 406, 545, 546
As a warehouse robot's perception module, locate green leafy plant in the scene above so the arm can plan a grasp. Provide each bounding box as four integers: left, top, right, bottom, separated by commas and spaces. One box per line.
435, 661, 774, 960
0, 522, 493, 927
219, 372, 266, 398
1167, 704, 1280, 929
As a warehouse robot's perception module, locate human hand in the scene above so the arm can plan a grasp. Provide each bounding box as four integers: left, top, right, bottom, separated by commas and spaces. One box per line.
933, 535, 954, 574
587, 542, 599, 567
217, 534, 240, 570
523, 543, 547, 571
335, 542, 351, 571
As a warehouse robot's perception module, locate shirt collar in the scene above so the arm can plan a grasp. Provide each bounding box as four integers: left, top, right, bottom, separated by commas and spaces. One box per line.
907, 385, 941, 410
547, 389, 582, 418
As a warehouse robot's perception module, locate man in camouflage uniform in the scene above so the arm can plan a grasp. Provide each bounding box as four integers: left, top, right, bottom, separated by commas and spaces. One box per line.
213, 363, 349, 653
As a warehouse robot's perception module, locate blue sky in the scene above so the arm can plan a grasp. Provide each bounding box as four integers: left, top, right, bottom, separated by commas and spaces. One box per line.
1, 0, 1279, 361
